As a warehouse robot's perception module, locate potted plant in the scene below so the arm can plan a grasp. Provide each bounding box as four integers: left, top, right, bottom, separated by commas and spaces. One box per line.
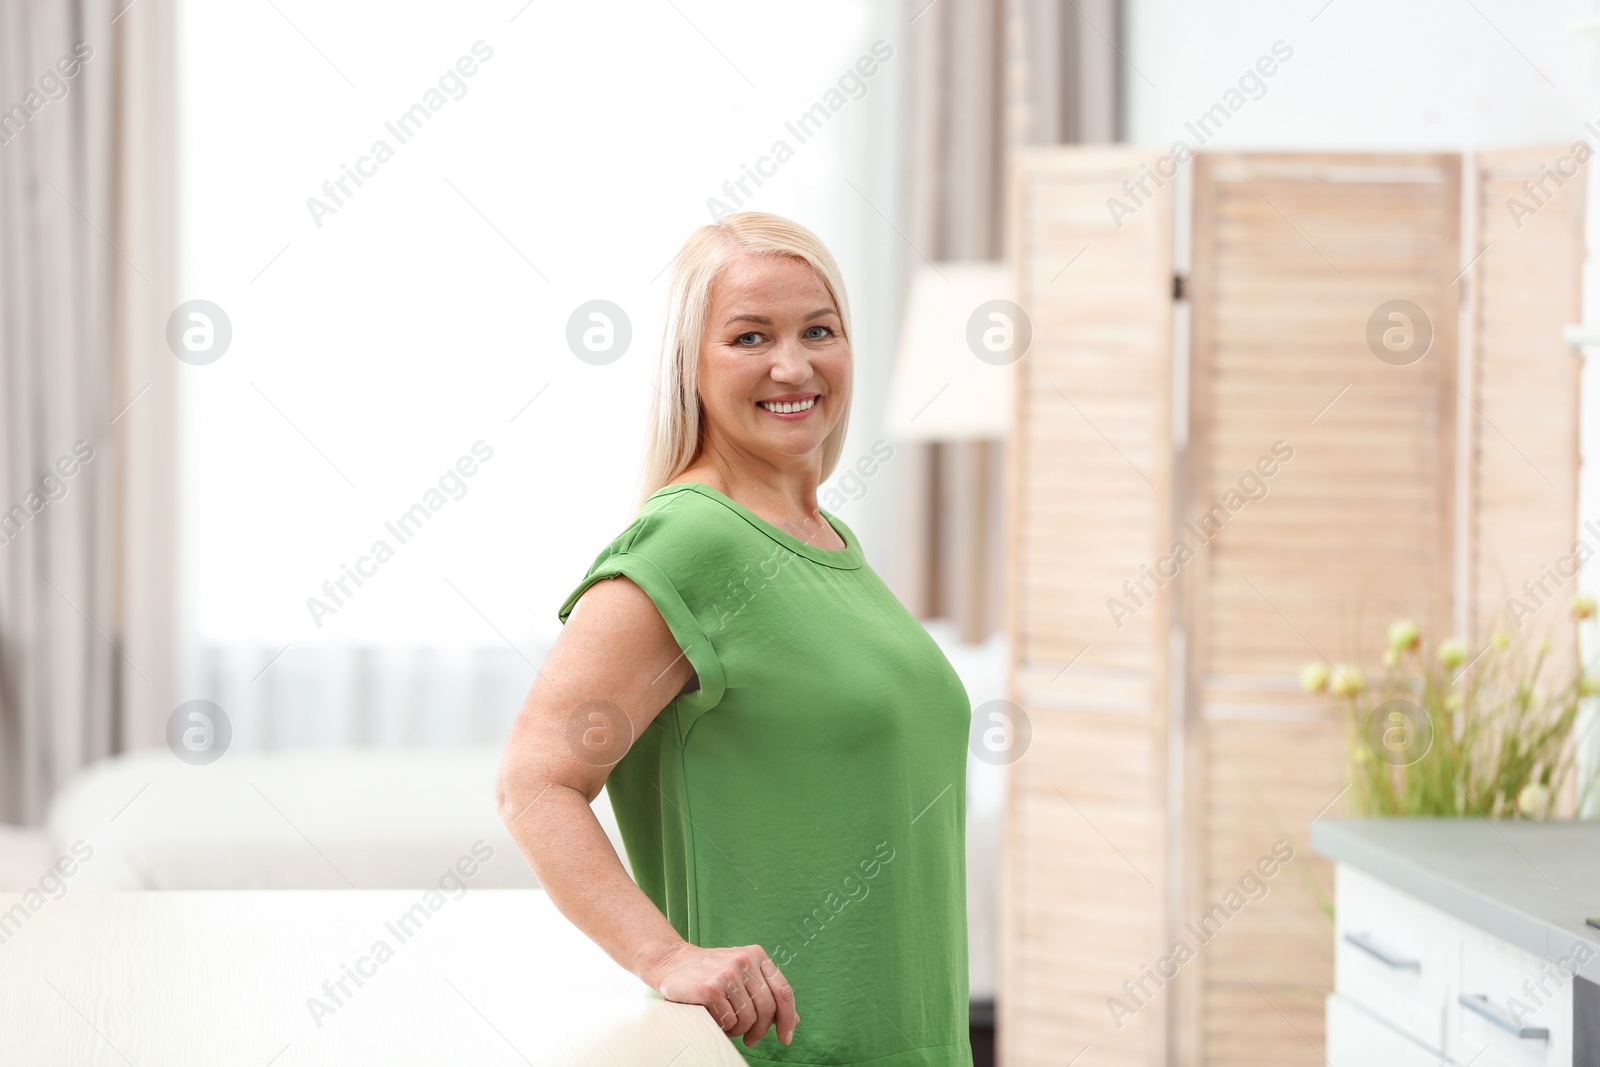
1302, 599, 1598, 818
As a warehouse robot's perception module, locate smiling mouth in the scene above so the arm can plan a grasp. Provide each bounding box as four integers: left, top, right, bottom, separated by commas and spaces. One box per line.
756, 396, 819, 414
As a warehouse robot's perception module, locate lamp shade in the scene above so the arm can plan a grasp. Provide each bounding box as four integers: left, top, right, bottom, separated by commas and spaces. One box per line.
883, 261, 1016, 442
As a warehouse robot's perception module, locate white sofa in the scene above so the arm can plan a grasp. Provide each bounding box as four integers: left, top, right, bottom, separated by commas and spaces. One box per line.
2, 746, 622, 892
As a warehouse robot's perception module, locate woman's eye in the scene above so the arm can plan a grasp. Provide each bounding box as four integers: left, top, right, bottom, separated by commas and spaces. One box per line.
805, 325, 833, 339
736, 332, 763, 346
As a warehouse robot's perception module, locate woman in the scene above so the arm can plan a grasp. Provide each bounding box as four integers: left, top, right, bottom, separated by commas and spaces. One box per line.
495, 212, 973, 1065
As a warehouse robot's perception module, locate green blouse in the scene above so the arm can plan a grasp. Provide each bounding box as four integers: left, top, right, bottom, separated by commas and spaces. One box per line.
558, 482, 973, 1066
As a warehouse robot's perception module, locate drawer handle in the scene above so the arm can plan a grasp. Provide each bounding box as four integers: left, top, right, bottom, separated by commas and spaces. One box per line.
1343, 931, 1421, 971
1458, 993, 1550, 1041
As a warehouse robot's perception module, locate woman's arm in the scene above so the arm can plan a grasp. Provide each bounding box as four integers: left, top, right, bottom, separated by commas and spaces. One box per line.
494, 574, 798, 1047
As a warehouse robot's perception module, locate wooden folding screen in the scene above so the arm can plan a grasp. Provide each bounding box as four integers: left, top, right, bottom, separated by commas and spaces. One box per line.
1463, 149, 1585, 648
1002, 146, 1585, 1067
1001, 146, 1175, 1067
1183, 152, 1463, 1066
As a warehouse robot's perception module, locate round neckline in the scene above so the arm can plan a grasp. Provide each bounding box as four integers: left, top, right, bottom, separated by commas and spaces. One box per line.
652, 482, 864, 569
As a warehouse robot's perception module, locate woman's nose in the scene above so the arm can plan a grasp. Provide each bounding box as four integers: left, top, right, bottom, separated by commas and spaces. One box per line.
769, 338, 812, 381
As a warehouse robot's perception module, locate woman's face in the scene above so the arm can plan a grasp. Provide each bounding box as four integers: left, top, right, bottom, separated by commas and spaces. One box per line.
696, 250, 850, 470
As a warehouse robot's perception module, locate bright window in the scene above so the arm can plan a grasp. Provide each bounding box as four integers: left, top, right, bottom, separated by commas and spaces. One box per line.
175, 0, 903, 743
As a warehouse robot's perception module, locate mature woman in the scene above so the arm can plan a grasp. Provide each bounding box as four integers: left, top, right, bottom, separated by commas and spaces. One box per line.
495, 212, 973, 1065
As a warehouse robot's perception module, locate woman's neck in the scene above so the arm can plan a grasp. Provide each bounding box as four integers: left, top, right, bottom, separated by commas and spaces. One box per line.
671, 456, 838, 548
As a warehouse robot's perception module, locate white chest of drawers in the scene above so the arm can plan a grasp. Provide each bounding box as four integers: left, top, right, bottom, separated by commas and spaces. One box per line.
1313, 819, 1600, 1067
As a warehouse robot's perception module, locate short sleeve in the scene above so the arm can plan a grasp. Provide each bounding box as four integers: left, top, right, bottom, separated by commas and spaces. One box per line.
557, 546, 727, 723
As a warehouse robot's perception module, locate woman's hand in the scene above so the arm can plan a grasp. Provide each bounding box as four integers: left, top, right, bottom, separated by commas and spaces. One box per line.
648, 941, 800, 1047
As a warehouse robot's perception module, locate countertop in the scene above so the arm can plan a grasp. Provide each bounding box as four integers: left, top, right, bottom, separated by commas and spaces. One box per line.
1311, 818, 1600, 984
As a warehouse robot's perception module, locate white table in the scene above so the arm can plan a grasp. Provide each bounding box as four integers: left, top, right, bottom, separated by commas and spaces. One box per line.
0, 889, 742, 1066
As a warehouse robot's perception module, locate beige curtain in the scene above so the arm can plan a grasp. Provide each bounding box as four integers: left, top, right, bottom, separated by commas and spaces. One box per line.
0, 0, 177, 825
899, 0, 1121, 638
898, 0, 1122, 1017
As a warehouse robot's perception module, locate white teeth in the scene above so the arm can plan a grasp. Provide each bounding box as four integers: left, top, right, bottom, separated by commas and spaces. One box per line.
758, 396, 817, 414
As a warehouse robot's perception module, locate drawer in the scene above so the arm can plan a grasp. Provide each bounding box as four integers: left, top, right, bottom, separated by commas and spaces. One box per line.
1335, 864, 1456, 1053
1327, 992, 1449, 1066
1448, 923, 1574, 1067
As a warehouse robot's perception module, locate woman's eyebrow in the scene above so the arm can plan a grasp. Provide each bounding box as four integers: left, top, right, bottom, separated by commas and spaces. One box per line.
722, 307, 838, 327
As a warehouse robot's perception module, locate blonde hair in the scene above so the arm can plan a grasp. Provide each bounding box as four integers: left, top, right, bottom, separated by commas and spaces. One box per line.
633, 212, 854, 514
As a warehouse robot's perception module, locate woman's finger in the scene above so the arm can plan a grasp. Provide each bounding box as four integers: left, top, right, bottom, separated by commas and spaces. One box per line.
704, 987, 739, 1034
724, 974, 758, 1038
739, 956, 778, 1046
756, 952, 799, 1045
